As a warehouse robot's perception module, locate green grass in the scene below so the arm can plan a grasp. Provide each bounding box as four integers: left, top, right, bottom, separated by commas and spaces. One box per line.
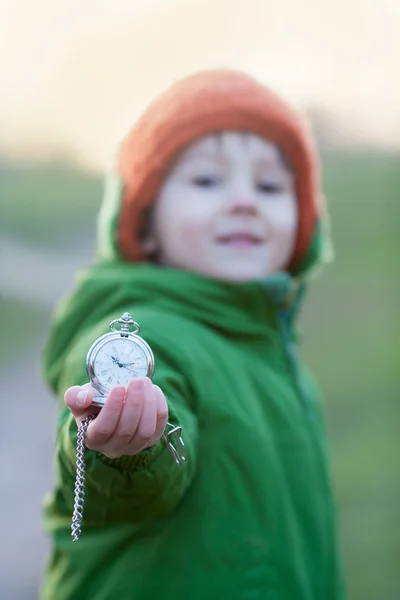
1, 151, 399, 599
300, 150, 400, 600
0, 159, 102, 248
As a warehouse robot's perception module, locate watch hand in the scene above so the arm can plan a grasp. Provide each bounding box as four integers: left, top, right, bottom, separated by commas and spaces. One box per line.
111, 356, 125, 368
121, 362, 135, 367
123, 366, 138, 375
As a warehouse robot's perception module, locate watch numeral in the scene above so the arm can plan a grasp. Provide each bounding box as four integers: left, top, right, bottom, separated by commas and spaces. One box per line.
102, 370, 108, 375
107, 376, 113, 383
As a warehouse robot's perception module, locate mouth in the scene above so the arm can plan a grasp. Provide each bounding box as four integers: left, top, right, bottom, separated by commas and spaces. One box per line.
215, 232, 264, 249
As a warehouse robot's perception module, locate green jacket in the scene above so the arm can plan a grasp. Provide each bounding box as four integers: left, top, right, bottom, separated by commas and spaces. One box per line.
42, 262, 344, 600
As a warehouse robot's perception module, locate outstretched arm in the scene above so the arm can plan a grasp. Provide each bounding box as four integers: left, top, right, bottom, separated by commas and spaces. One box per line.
53, 325, 198, 527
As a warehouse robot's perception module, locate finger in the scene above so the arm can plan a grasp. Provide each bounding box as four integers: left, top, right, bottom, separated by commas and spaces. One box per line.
64, 383, 97, 420
86, 385, 125, 448
144, 385, 169, 448
112, 378, 144, 444
128, 378, 157, 452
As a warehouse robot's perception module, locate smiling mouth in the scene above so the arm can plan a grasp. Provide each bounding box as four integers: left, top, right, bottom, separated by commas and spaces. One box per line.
216, 233, 264, 248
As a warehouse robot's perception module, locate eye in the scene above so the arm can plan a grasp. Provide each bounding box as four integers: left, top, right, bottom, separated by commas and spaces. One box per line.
191, 175, 221, 188
257, 181, 283, 194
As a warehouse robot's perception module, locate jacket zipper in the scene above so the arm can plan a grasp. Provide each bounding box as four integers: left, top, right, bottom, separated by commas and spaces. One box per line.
277, 309, 314, 420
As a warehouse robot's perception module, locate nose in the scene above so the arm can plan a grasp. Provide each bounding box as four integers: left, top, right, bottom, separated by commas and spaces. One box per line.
226, 187, 258, 214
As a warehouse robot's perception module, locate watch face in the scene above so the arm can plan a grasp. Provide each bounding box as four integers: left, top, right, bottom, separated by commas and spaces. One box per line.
88, 334, 153, 395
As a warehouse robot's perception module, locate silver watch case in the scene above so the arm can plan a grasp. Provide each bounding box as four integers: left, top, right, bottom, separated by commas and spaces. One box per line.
86, 331, 155, 407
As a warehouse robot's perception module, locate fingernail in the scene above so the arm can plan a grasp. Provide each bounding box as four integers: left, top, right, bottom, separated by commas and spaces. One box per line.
77, 390, 88, 406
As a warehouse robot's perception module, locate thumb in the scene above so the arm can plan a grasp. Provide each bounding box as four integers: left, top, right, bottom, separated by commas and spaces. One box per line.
64, 384, 99, 423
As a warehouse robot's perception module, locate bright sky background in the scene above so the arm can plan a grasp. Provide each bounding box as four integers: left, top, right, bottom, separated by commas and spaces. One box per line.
0, 0, 398, 169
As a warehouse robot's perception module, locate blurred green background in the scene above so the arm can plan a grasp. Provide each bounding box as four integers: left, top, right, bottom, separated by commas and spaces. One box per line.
1, 151, 399, 599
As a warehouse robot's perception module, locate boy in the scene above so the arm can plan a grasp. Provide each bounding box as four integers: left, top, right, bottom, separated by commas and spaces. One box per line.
42, 69, 344, 599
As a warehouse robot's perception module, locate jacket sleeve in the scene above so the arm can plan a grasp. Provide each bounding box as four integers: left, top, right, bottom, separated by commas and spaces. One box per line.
52, 319, 198, 526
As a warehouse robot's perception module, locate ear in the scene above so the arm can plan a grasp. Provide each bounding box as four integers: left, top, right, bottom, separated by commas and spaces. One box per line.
141, 232, 158, 255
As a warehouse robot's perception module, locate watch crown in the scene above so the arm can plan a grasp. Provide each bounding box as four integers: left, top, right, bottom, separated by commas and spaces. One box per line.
121, 312, 133, 323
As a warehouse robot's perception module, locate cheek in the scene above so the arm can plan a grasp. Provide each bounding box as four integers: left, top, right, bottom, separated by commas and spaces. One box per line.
265, 199, 298, 238
154, 191, 214, 257
179, 215, 208, 241
262, 199, 298, 271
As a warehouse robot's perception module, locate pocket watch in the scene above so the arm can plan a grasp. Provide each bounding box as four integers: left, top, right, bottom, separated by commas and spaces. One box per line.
71, 312, 186, 543
86, 312, 155, 407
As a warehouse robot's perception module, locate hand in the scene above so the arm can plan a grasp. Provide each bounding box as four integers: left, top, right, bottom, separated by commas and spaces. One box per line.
64, 378, 169, 459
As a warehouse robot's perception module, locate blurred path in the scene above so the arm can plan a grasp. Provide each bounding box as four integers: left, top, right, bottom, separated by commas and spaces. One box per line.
0, 235, 94, 599
0, 350, 58, 599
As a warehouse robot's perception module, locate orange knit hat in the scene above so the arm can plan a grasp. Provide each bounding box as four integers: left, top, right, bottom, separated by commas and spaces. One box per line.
117, 69, 321, 271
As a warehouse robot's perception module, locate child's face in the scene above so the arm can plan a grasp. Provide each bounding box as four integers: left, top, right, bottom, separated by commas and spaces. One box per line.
146, 132, 298, 282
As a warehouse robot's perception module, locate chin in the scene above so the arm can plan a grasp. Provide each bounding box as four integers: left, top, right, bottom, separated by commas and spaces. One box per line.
209, 265, 270, 283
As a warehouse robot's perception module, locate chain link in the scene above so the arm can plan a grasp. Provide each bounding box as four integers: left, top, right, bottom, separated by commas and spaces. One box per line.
71, 415, 95, 542
71, 416, 186, 542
